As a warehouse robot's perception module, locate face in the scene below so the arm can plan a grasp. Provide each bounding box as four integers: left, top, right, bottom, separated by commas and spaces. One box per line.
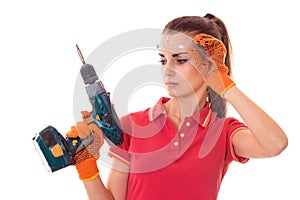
159, 49, 205, 98
158, 32, 208, 99
158, 32, 206, 98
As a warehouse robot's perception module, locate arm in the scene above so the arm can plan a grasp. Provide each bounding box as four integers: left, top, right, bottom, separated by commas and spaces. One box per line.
225, 86, 288, 158
83, 158, 129, 200
188, 33, 288, 158
66, 111, 129, 199
83, 176, 114, 200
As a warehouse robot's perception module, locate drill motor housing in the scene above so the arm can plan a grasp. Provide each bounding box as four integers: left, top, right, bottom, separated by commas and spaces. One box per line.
80, 62, 124, 147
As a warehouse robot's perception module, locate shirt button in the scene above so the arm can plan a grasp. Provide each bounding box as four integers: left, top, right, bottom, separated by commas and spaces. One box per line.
180, 133, 185, 138
174, 141, 179, 146
186, 122, 191, 127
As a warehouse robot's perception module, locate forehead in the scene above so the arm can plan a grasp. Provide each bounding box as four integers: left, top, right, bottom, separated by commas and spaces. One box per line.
158, 32, 193, 54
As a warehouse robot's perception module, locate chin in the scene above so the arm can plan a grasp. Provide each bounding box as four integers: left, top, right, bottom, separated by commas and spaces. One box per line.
167, 90, 176, 97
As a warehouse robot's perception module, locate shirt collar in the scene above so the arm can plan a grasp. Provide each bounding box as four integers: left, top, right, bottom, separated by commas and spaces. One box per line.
192, 103, 212, 127
148, 97, 168, 122
148, 97, 212, 128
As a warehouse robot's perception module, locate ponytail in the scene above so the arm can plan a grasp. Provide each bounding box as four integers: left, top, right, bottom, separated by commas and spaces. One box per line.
204, 14, 232, 118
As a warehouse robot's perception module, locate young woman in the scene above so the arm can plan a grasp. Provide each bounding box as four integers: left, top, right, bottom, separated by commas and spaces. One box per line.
67, 13, 288, 200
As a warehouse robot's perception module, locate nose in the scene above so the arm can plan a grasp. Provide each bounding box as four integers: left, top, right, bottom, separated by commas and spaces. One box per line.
161, 61, 176, 77
161, 65, 175, 77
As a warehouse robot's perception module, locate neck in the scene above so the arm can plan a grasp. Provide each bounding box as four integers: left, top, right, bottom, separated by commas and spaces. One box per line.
167, 97, 205, 117
164, 86, 207, 127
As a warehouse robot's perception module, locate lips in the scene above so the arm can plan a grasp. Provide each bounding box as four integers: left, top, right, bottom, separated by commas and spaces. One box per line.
165, 81, 178, 88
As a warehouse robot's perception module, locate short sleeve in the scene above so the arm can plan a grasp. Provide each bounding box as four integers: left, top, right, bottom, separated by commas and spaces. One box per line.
226, 117, 249, 164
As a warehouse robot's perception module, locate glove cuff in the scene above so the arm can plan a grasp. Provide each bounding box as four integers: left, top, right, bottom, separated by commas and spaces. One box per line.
75, 157, 99, 181
206, 68, 235, 98
221, 81, 236, 98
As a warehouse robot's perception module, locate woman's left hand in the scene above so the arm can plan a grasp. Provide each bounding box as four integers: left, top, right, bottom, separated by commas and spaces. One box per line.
188, 33, 235, 98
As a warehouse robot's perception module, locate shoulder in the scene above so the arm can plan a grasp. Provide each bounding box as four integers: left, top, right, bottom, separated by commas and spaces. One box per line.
120, 108, 151, 134
224, 117, 247, 132
208, 113, 247, 131
120, 97, 168, 127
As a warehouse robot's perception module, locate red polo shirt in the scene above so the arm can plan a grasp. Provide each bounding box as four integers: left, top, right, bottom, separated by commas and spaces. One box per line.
109, 97, 249, 200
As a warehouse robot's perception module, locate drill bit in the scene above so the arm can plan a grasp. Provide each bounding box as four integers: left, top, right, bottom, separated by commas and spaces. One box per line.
76, 44, 86, 64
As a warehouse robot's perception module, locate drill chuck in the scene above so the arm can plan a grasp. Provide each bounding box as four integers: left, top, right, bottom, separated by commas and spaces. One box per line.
80, 64, 99, 85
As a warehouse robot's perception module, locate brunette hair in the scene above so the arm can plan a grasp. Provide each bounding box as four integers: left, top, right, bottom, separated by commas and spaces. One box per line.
163, 13, 232, 118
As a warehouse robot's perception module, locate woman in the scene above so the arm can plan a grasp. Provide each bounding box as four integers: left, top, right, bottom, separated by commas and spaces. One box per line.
67, 13, 288, 200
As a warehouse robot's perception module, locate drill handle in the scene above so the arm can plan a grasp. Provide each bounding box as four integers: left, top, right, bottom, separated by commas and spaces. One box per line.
66, 134, 94, 156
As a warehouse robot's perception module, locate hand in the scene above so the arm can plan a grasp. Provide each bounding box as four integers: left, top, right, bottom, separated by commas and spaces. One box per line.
187, 33, 235, 98
66, 111, 104, 181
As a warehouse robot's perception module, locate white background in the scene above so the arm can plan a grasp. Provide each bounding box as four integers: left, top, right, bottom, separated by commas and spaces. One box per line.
1, 0, 299, 199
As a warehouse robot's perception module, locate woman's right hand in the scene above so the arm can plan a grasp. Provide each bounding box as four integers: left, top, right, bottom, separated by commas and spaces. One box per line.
66, 111, 104, 181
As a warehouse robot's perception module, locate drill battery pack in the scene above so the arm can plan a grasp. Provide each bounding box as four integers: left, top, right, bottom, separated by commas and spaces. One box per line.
33, 125, 93, 172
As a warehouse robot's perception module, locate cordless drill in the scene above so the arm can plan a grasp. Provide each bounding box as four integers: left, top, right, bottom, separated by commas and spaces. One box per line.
33, 45, 124, 172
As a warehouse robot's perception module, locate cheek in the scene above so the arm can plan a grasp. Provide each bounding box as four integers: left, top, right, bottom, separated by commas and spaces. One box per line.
183, 66, 202, 81
185, 68, 205, 88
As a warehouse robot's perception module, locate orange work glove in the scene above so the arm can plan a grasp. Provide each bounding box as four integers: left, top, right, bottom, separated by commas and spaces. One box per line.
188, 33, 235, 98
66, 111, 104, 181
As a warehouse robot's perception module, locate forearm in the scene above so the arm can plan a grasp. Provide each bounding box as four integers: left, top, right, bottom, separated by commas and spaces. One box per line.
82, 158, 129, 200
83, 175, 115, 200
224, 86, 288, 156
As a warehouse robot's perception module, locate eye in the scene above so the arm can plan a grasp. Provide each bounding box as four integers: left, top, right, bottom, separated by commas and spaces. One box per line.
159, 60, 167, 65
176, 59, 188, 64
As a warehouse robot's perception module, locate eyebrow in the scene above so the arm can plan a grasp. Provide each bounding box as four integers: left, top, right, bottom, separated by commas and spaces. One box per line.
159, 52, 189, 57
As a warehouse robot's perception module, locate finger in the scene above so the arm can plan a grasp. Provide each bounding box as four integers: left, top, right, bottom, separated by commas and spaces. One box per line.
187, 46, 203, 67
195, 37, 227, 65
88, 123, 104, 147
195, 34, 223, 51
199, 38, 216, 50
194, 33, 213, 42
81, 110, 93, 123
76, 122, 91, 139
81, 110, 90, 119
66, 126, 79, 138
187, 45, 210, 76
